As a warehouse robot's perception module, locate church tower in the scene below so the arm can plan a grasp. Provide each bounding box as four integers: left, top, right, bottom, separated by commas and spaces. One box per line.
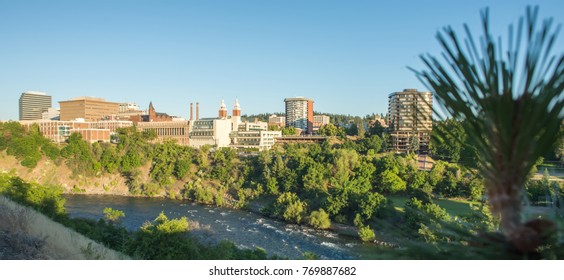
219, 99, 227, 119
233, 98, 241, 117
232, 98, 242, 131
148, 101, 156, 122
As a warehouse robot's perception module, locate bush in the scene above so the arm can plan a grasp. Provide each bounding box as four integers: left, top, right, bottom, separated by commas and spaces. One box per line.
308, 209, 331, 229
358, 225, 376, 242
103, 207, 125, 223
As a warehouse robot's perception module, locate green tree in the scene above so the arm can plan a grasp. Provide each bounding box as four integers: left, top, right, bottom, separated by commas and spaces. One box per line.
174, 158, 192, 180
281, 126, 297, 136
360, 135, 383, 154
318, 123, 345, 137
346, 123, 358, 136
274, 192, 307, 224
100, 146, 119, 173
380, 170, 406, 194
367, 121, 386, 137
357, 192, 387, 220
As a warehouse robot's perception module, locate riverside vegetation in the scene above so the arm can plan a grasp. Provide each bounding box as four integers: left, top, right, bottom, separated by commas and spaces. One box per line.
1, 117, 563, 259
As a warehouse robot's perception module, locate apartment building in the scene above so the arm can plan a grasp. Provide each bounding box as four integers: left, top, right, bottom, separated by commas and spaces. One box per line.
388, 89, 432, 153
284, 97, 314, 135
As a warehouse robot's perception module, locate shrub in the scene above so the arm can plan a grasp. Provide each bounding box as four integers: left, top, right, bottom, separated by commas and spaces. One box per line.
308, 209, 331, 229
103, 207, 125, 223
358, 225, 376, 242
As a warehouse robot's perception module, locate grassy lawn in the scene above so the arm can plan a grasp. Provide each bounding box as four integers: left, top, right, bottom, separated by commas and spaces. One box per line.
389, 195, 478, 217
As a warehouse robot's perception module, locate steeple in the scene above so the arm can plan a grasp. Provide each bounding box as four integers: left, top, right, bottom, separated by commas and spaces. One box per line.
148, 101, 156, 121
232, 98, 241, 117
219, 99, 227, 119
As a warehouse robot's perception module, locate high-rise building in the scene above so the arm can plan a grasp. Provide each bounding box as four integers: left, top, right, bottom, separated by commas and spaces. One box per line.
284, 97, 314, 135
59, 96, 120, 121
19, 91, 52, 120
388, 89, 433, 153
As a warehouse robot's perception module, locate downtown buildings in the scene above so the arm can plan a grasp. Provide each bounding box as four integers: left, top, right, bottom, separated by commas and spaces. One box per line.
387, 89, 433, 153
13, 89, 433, 153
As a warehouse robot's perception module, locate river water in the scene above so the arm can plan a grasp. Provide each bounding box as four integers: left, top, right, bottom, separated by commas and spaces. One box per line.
63, 195, 374, 259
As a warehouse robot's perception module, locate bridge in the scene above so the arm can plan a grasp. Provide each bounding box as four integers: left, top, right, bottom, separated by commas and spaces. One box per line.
274, 136, 328, 144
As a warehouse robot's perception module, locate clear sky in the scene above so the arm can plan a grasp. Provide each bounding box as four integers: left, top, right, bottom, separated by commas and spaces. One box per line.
1, 0, 563, 120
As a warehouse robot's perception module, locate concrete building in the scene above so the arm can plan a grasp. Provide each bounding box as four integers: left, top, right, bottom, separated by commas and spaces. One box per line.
230, 119, 281, 151
313, 115, 330, 132
117, 102, 145, 120
59, 97, 120, 121
137, 120, 190, 146
388, 89, 433, 153
284, 97, 314, 135
189, 118, 233, 148
19, 91, 52, 120
41, 108, 60, 120
230, 128, 282, 151
369, 115, 388, 128
119, 102, 140, 113
268, 115, 286, 128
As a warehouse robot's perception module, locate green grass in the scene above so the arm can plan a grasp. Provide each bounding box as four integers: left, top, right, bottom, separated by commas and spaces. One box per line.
389, 195, 477, 217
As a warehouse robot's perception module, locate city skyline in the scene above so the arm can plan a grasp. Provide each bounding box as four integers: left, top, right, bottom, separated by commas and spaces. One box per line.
1, 0, 563, 121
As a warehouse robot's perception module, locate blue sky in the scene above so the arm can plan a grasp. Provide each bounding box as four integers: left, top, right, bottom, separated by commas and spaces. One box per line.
1, 0, 563, 120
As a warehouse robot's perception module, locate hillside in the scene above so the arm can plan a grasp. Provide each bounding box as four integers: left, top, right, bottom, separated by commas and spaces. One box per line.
0, 196, 127, 260
0, 151, 133, 196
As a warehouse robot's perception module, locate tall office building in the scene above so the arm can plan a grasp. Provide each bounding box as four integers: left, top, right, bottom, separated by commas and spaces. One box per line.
19, 91, 52, 120
284, 97, 314, 135
388, 89, 433, 153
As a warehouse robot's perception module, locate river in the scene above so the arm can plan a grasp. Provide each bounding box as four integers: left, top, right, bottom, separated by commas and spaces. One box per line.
63, 194, 376, 259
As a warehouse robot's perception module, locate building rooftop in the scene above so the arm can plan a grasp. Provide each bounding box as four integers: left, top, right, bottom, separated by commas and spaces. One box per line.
388, 89, 432, 97
284, 97, 314, 102
69, 96, 107, 101
22, 91, 47, 96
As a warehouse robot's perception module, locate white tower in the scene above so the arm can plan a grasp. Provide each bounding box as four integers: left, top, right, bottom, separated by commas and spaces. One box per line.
232, 98, 242, 131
